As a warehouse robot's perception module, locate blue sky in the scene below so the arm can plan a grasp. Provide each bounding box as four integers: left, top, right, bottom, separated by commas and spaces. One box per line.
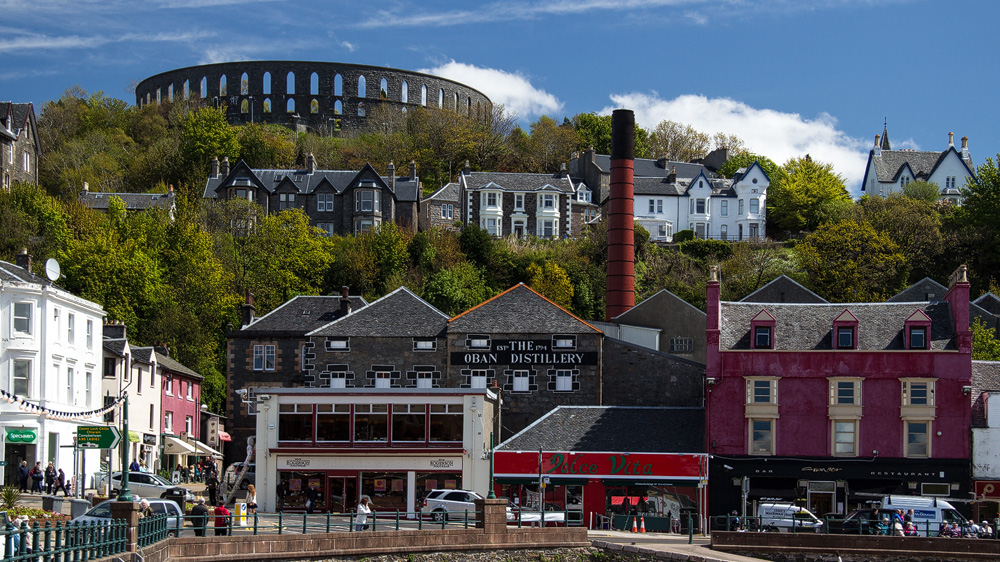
1, 0, 998, 192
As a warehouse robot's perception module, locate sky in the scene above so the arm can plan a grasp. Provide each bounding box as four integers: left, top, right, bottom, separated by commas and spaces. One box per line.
2, 0, 998, 193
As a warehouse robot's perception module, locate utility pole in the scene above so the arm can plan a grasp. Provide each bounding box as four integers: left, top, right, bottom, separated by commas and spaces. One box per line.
117, 393, 133, 501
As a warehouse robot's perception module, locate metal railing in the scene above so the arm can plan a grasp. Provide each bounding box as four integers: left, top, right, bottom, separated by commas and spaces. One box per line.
2, 519, 128, 562
710, 514, 994, 538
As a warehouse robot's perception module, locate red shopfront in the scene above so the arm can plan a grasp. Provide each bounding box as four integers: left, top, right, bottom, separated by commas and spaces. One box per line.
493, 450, 709, 530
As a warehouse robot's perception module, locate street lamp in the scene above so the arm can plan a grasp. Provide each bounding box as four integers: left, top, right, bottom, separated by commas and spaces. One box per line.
117, 392, 133, 501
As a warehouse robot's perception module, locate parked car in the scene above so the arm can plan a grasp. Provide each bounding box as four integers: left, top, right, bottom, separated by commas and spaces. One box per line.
423, 489, 483, 521
757, 502, 823, 532
224, 462, 255, 490
74, 499, 184, 537
97, 471, 194, 502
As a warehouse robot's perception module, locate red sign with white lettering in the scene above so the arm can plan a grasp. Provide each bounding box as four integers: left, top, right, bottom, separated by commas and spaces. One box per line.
975, 481, 1000, 499
494, 451, 706, 479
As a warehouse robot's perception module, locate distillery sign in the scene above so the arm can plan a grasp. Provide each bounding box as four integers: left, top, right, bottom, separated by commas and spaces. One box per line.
451, 339, 598, 366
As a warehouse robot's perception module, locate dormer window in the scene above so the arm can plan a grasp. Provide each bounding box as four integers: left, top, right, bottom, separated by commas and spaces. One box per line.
750, 310, 776, 350
837, 327, 854, 349
833, 310, 859, 350
904, 310, 932, 350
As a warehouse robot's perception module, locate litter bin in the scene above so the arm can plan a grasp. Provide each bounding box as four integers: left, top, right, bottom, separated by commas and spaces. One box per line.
163, 488, 188, 509
69, 499, 91, 518
42, 496, 56, 512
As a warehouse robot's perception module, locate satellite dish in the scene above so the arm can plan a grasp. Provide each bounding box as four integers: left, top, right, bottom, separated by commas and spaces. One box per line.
45, 258, 61, 282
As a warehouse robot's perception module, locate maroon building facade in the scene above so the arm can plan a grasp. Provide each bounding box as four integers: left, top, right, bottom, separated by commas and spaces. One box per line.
705, 265, 974, 518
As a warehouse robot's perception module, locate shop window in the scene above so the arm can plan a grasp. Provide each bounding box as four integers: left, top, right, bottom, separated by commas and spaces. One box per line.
750, 419, 773, 455
906, 421, 929, 457
361, 472, 406, 512
279, 471, 324, 512
354, 404, 388, 441
316, 404, 350, 441
832, 420, 856, 456
278, 404, 313, 442
429, 404, 463, 442
392, 404, 426, 442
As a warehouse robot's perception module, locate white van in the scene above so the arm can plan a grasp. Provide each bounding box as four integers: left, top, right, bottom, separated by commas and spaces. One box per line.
880, 495, 968, 536
757, 502, 824, 532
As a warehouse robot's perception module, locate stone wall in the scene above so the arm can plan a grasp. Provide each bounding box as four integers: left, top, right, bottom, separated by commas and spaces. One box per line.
712, 531, 1000, 562
601, 338, 705, 408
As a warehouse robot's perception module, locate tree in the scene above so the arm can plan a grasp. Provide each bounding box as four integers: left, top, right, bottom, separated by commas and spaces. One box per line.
720, 239, 797, 301
0, 182, 70, 261
422, 262, 492, 316
527, 115, 580, 173
950, 155, 1000, 292
571, 112, 652, 158
648, 121, 709, 162
972, 317, 1000, 360
348, 222, 410, 299
179, 106, 239, 184
902, 180, 941, 203
237, 123, 296, 168
768, 155, 851, 236
796, 220, 909, 302
718, 153, 781, 181
526, 261, 574, 308
852, 194, 943, 281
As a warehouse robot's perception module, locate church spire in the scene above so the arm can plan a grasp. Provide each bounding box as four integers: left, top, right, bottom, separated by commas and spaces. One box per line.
880, 118, 891, 151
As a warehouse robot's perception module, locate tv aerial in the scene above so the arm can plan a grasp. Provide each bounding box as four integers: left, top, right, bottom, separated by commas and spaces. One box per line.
45, 258, 61, 282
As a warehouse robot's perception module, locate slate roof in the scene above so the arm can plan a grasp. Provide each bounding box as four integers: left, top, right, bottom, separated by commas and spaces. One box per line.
495, 406, 705, 453
103, 338, 128, 357
154, 351, 203, 380
240, 295, 369, 336
131, 346, 155, 364
614, 288, 705, 322
972, 360, 1000, 428
80, 191, 176, 211
870, 147, 974, 185
591, 154, 716, 180
0, 260, 50, 285
461, 171, 575, 193
423, 182, 460, 202
741, 275, 828, 304
887, 278, 948, 303
0, 102, 33, 132
203, 161, 420, 202
974, 293, 1000, 316
449, 284, 601, 335
719, 301, 956, 350
308, 287, 448, 338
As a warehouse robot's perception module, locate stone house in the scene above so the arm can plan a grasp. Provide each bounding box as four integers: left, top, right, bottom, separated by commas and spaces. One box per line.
459, 166, 577, 238
419, 182, 462, 231
1, 102, 40, 189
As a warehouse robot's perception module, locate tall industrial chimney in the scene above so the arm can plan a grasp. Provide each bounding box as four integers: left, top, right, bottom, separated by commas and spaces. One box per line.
605, 109, 635, 320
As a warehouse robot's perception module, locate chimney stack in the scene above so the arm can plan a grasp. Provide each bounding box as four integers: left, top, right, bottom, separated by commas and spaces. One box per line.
559, 162, 568, 178
605, 109, 636, 321
339, 286, 352, 317
307, 153, 316, 174
221, 157, 230, 177
948, 132, 954, 147
667, 166, 677, 184
83, 182, 90, 193
15, 248, 31, 273
463, 160, 471, 176
241, 290, 256, 327
211, 156, 220, 178
409, 160, 417, 180
961, 136, 970, 159
387, 161, 395, 190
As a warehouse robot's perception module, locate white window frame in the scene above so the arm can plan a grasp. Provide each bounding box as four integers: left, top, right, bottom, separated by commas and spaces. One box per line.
541, 193, 555, 209
86, 320, 94, 349
750, 198, 759, 214
721, 200, 728, 216
85, 371, 93, 405
469, 369, 488, 389
329, 371, 348, 389
512, 370, 530, 393
66, 366, 74, 404
67, 313, 75, 343
13, 302, 32, 335
326, 338, 350, 351
185, 415, 193, 436
749, 418, 774, 455
696, 198, 706, 214
415, 371, 434, 389
186, 380, 193, 400
514, 193, 525, 210
832, 420, 857, 456
374, 371, 392, 389
413, 339, 436, 351
554, 369, 573, 392
317, 192, 334, 212
486, 192, 498, 208
164, 411, 173, 433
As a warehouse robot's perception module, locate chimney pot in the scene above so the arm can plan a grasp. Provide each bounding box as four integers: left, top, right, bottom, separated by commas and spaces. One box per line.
211, 156, 220, 178
962, 136, 969, 149
875, 134, 880, 147
307, 153, 316, 174
409, 160, 416, 179
948, 132, 955, 146
15, 248, 31, 273
83, 182, 89, 192
340, 286, 352, 316
221, 157, 230, 176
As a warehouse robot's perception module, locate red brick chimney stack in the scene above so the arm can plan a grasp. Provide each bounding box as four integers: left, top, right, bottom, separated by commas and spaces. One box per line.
605, 109, 635, 320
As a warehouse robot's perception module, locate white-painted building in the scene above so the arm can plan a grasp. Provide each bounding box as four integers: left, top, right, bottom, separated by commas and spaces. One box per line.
0, 253, 105, 490
861, 126, 976, 204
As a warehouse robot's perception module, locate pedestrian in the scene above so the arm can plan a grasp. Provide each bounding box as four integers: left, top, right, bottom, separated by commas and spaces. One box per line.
214, 503, 231, 536
9, 516, 31, 554
207, 471, 219, 507
130, 458, 140, 472
246, 484, 258, 514
17, 461, 29, 492
355, 496, 373, 531
30, 461, 44, 493
139, 498, 154, 519
54, 468, 68, 496
305, 484, 318, 514
44, 462, 56, 494
191, 498, 210, 537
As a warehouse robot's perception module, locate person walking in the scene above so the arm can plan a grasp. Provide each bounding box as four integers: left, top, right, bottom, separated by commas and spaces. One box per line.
30, 462, 44, 494
17, 461, 29, 492
246, 484, 258, 514
214, 503, 231, 536
191, 499, 210, 537
44, 462, 56, 494
355, 496, 373, 531
53, 469, 69, 497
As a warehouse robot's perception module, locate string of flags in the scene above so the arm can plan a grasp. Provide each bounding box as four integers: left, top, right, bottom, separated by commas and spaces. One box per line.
0, 389, 124, 422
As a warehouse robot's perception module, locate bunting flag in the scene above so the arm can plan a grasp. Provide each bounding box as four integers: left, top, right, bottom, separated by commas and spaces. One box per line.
0, 389, 125, 422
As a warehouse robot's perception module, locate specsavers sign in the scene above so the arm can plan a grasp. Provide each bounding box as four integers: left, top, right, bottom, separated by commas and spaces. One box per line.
5, 428, 37, 444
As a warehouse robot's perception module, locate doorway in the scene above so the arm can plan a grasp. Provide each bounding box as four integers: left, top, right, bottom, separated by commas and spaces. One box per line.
807, 481, 836, 516
4, 444, 29, 487
328, 476, 357, 514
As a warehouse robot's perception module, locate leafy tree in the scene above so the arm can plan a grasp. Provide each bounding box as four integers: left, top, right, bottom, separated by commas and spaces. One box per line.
718, 153, 781, 181
902, 180, 941, 203
720, 240, 798, 301
0, 182, 70, 261
348, 222, 410, 299
852, 194, 943, 281
571, 113, 651, 158
422, 262, 492, 316
972, 317, 1000, 360
179, 106, 239, 184
526, 261, 574, 308
527, 116, 580, 173
768, 155, 851, 237
648, 121, 709, 162
796, 220, 908, 302
237, 123, 297, 168
678, 239, 732, 262
948, 156, 1000, 292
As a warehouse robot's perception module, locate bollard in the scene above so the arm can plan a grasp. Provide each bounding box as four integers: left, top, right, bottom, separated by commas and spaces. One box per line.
688, 512, 693, 544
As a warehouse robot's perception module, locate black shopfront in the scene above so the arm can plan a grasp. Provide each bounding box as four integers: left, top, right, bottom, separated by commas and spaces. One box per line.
709, 456, 971, 518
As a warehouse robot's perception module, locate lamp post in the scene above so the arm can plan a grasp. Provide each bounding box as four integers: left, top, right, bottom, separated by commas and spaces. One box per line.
117, 393, 133, 501
487, 431, 496, 499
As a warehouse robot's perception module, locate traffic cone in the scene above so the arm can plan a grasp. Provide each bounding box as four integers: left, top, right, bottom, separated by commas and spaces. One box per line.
639, 517, 646, 533
631, 516, 638, 532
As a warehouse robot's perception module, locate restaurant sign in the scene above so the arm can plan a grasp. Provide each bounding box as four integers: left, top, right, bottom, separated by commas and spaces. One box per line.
452, 339, 598, 366
494, 451, 705, 479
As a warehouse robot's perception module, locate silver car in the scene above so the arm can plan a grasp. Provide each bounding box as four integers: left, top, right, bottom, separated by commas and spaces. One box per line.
74, 499, 185, 537
98, 471, 195, 502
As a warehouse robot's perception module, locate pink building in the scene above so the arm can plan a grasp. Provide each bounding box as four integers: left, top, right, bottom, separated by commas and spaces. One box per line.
705, 266, 973, 518
157, 349, 211, 469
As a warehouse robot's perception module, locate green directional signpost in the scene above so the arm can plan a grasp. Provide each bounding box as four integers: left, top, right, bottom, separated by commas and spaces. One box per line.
77, 426, 121, 449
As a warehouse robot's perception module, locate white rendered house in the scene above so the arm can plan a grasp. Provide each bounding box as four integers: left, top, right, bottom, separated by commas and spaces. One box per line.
861, 126, 975, 204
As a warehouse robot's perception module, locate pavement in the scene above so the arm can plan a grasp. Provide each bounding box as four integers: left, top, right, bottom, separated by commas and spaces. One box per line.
588, 529, 766, 562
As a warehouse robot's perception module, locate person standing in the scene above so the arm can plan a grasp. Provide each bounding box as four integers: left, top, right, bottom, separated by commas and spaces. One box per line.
191, 498, 210, 537
305, 484, 318, 514
214, 503, 231, 536
207, 471, 219, 507
355, 496, 372, 531
130, 458, 140, 472
30, 461, 44, 494
53, 469, 68, 496
44, 462, 56, 494
246, 484, 258, 514
17, 461, 29, 492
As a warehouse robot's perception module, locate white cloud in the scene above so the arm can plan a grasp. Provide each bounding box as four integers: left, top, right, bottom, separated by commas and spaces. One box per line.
420, 61, 563, 121
605, 92, 870, 193
340, 41, 357, 53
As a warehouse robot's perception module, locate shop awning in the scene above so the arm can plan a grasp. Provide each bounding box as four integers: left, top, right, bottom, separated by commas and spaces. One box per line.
128, 431, 140, 443
163, 435, 196, 455
191, 439, 223, 458
218, 431, 232, 442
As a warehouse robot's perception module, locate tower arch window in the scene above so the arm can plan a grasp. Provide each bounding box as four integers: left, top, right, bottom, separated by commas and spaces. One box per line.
241, 99, 249, 114
380, 78, 388, 100
263, 98, 271, 113
438, 89, 443, 108
263, 72, 271, 94
358, 75, 366, 97
334, 100, 342, 114
241, 72, 249, 95
201, 76, 208, 98
286, 72, 295, 94
310, 99, 319, 114
421, 85, 427, 106
183, 79, 190, 99
220, 75, 227, 96
401, 81, 408, 103
168, 84, 174, 102
310, 72, 319, 95
287, 99, 295, 113
334, 73, 342, 96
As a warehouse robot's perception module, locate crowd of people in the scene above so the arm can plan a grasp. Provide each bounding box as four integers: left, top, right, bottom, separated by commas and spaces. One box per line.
16, 460, 70, 496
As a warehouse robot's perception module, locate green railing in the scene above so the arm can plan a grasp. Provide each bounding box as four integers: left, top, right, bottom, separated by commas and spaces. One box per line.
710, 514, 969, 537
2, 519, 127, 562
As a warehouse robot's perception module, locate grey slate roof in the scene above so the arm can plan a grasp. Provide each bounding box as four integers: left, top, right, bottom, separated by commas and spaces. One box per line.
154, 351, 203, 380
0, 102, 33, 132
887, 278, 948, 303
741, 275, 828, 304
240, 295, 369, 336
449, 283, 601, 335
591, 154, 716, 180
972, 360, 1000, 427
974, 293, 1000, 316
104, 338, 128, 357
80, 191, 176, 211
308, 287, 448, 338
495, 406, 705, 454
462, 171, 575, 193
203, 161, 420, 201
0, 260, 50, 285
422, 182, 460, 202
131, 346, 155, 364
719, 301, 956, 350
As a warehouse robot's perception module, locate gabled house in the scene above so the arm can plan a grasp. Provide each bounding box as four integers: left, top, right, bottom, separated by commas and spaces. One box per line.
203, 155, 420, 234
0, 102, 40, 189
705, 265, 973, 517
459, 165, 577, 238
419, 182, 461, 231
79, 183, 177, 217
861, 125, 975, 203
